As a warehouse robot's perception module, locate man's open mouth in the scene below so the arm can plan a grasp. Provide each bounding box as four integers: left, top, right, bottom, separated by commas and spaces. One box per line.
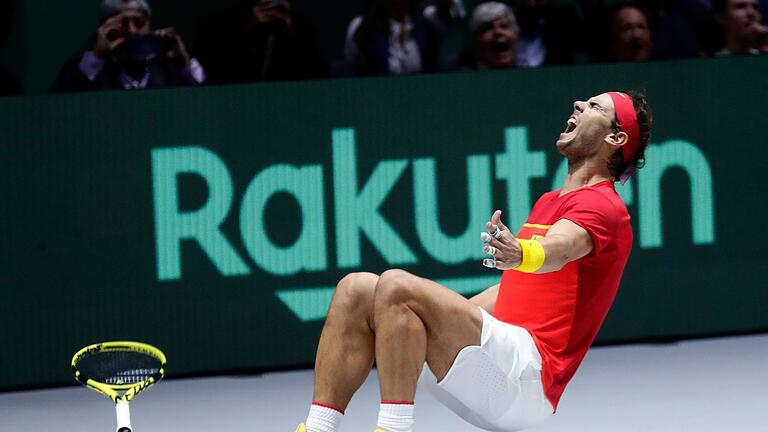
491, 41, 511, 53
563, 116, 577, 134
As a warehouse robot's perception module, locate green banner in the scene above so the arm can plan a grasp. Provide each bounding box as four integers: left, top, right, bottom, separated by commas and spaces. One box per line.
1, 56, 766, 390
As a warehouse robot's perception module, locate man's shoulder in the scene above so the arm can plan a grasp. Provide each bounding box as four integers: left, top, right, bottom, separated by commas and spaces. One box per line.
560, 182, 629, 220
538, 189, 561, 201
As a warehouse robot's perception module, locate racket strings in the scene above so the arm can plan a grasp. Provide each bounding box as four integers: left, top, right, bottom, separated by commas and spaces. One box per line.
76, 350, 161, 385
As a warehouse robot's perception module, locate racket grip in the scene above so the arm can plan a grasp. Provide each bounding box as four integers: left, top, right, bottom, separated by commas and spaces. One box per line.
116, 400, 132, 432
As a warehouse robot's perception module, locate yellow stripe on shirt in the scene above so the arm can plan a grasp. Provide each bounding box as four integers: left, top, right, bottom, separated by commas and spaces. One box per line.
522, 223, 552, 230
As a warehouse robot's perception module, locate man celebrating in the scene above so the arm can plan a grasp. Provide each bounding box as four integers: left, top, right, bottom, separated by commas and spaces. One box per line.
296, 90, 652, 432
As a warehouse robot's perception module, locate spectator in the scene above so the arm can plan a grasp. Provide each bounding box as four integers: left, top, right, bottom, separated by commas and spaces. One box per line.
50, 0, 204, 92
609, 4, 653, 62
712, 0, 768, 55
197, 1, 327, 84
513, 0, 585, 67
0, 0, 22, 95
457, 2, 519, 69
343, 0, 466, 76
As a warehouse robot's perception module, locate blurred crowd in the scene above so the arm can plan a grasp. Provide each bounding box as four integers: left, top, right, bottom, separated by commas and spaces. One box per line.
1, 0, 767, 94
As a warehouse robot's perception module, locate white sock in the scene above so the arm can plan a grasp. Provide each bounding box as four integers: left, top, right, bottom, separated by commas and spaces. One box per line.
377, 401, 414, 432
305, 402, 343, 432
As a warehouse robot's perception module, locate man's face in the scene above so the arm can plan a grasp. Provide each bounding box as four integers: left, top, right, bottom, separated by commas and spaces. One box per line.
611, 6, 652, 61
720, 0, 762, 41
106, 11, 151, 41
556, 93, 616, 159
474, 16, 518, 68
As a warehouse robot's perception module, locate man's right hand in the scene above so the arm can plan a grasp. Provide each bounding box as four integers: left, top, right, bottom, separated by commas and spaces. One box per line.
751, 23, 768, 53
93, 15, 126, 58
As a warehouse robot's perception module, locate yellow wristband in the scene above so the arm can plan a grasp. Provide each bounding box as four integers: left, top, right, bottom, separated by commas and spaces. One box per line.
514, 239, 546, 273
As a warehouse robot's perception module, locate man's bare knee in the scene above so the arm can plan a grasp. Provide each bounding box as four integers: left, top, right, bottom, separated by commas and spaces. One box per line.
375, 269, 420, 309
331, 272, 378, 315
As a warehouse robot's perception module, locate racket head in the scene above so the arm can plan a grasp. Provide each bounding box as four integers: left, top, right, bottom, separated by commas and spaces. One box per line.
71, 341, 166, 403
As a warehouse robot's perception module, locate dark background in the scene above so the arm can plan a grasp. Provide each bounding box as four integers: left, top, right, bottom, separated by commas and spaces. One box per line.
1, 56, 766, 390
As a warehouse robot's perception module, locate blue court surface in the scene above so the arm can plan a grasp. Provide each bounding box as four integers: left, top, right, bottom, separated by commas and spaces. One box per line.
1, 333, 765, 432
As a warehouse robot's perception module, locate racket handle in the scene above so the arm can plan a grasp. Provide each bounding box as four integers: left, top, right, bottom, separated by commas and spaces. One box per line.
116, 400, 132, 432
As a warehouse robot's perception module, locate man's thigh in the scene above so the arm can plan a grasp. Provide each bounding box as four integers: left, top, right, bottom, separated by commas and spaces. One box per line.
378, 269, 485, 380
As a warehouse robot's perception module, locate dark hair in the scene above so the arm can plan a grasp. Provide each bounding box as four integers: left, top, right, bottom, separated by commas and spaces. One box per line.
609, 2, 649, 23
712, 0, 728, 14
608, 88, 652, 180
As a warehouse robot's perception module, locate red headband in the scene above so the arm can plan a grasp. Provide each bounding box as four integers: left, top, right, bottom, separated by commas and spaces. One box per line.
607, 92, 640, 165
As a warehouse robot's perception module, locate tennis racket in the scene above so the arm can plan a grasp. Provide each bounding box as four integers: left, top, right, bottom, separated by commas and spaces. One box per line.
71, 341, 166, 432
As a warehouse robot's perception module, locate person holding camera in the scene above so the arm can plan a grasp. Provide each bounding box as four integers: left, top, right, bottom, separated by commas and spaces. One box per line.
343, 0, 466, 76
51, 0, 205, 92
196, 0, 327, 84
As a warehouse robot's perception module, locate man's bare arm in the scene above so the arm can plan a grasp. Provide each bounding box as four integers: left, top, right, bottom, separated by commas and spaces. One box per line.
534, 219, 593, 273
469, 284, 499, 314
484, 211, 593, 273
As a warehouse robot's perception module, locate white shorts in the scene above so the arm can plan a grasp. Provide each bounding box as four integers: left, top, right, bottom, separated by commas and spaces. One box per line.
419, 308, 553, 431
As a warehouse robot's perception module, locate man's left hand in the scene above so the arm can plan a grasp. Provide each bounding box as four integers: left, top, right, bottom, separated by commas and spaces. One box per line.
481, 210, 522, 270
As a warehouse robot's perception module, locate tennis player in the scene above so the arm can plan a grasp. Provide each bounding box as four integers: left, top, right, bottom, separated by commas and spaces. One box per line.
295, 90, 652, 432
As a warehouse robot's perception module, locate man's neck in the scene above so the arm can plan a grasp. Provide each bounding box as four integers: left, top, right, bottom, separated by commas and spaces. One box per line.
725, 35, 753, 55
560, 159, 612, 195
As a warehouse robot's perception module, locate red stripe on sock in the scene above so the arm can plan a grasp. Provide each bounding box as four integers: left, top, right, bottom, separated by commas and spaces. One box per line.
312, 401, 345, 415
380, 400, 414, 405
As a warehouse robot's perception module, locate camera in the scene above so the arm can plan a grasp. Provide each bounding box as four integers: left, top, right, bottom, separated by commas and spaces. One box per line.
115, 34, 171, 61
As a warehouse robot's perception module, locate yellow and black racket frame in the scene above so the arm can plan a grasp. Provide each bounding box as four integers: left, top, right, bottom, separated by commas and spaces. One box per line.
71, 341, 166, 432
